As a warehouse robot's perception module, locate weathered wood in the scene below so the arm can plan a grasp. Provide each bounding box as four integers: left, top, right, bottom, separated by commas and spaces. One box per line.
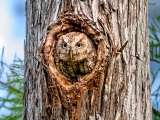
24, 0, 151, 120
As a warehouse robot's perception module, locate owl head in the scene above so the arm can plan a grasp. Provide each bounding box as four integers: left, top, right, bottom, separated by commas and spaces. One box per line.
55, 32, 95, 61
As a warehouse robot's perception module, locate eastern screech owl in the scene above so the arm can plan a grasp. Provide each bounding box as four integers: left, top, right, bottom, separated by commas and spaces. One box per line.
54, 32, 97, 83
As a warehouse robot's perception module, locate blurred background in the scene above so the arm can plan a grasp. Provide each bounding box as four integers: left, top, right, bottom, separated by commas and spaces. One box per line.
0, 0, 25, 119
0, 0, 160, 119
0, 1, 25, 63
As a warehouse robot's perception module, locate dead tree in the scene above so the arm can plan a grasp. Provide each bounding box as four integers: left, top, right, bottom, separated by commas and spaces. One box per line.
23, 0, 151, 119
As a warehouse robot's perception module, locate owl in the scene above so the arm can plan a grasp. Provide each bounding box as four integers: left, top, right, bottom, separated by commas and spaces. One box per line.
54, 32, 97, 83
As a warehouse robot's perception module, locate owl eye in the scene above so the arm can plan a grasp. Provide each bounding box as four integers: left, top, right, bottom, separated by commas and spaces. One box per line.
76, 43, 83, 48
62, 43, 67, 48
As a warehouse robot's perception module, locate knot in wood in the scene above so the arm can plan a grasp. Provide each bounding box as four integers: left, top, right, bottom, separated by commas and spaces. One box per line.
39, 15, 108, 87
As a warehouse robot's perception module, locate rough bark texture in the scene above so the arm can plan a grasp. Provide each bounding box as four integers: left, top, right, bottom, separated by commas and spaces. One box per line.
24, 0, 151, 120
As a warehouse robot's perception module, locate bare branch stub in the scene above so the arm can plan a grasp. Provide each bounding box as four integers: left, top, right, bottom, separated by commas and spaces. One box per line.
39, 14, 109, 117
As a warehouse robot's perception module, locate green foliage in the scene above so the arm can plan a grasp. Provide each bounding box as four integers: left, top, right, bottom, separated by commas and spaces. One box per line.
149, 16, 160, 119
149, 18, 160, 59
0, 48, 23, 120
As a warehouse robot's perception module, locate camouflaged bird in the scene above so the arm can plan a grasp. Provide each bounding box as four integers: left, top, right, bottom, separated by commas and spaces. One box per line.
54, 32, 97, 83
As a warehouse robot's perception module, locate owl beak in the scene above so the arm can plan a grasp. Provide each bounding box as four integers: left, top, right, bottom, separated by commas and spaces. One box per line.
69, 48, 73, 59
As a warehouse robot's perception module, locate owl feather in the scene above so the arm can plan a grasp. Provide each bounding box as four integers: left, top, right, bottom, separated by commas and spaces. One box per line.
54, 32, 97, 83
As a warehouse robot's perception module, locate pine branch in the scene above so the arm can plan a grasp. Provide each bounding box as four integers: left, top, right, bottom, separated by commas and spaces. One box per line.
152, 107, 160, 117
150, 58, 160, 63
0, 81, 23, 94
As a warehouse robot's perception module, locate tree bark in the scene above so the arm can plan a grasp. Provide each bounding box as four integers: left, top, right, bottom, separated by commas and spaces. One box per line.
23, 0, 151, 120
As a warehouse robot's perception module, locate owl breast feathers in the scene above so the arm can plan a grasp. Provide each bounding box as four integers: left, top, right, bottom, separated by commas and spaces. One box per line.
54, 32, 97, 82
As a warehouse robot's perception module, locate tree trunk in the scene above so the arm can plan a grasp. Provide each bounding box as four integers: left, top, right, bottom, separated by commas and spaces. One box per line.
23, 0, 151, 120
